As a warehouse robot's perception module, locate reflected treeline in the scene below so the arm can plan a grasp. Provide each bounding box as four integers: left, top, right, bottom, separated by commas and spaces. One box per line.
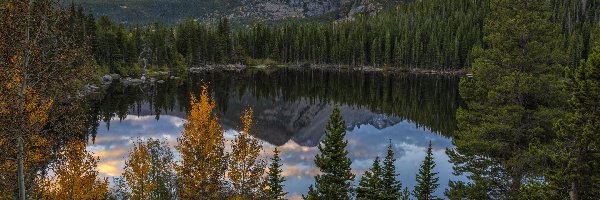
85, 69, 460, 139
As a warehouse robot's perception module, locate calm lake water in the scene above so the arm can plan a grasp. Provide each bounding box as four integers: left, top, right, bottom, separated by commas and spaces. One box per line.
84, 68, 465, 199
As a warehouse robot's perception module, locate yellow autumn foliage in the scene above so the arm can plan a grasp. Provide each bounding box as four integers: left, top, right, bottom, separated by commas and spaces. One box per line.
228, 108, 267, 199
0, 61, 54, 198
39, 141, 108, 200
174, 85, 228, 200
1, 1, 94, 198
124, 139, 156, 200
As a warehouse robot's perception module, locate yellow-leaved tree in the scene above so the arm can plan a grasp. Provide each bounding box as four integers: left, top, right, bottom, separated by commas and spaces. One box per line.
0, 0, 93, 199
228, 108, 267, 199
38, 141, 108, 199
0, 66, 53, 199
124, 139, 155, 199
174, 85, 228, 199
123, 138, 176, 200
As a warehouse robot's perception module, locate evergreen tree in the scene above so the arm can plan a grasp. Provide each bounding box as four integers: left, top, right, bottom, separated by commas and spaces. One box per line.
549, 43, 600, 200
401, 187, 411, 200
356, 157, 384, 199
266, 148, 287, 200
414, 141, 439, 200
381, 140, 404, 200
303, 107, 355, 200
447, 0, 568, 199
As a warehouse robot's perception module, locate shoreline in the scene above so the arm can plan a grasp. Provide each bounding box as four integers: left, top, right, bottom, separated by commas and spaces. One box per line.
186, 63, 465, 75
81, 64, 464, 98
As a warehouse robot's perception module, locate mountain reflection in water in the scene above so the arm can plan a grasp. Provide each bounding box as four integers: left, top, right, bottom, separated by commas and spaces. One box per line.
84, 68, 465, 198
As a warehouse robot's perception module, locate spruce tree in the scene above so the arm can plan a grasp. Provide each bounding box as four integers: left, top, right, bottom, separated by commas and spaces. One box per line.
414, 141, 439, 200
356, 157, 384, 200
303, 107, 355, 200
266, 148, 287, 200
447, 0, 568, 198
550, 43, 600, 199
401, 187, 411, 200
382, 140, 404, 200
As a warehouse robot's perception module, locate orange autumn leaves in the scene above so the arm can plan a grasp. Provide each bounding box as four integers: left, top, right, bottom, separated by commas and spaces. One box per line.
124, 140, 156, 199
39, 141, 109, 200
174, 85, 267, 200
27, 84, 267, 200
174, 85, 229, 199
122, 139, 177, 199
229, 108, 267, 199
0, 60, 55, 198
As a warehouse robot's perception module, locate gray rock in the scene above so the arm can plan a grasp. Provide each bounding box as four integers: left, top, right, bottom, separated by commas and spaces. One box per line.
122, 77, 143, 85
102, 75, 112, 83
109, 74, 121, 79
254, 65, 269, 69
157, 80, 165, 84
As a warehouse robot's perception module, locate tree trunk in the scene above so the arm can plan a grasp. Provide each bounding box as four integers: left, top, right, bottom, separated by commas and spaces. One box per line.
570, 150, 583, 200
18, 134, 25, 200
19, 1, 34, 199
510, 172, 522, 198
570, 181, 578, 200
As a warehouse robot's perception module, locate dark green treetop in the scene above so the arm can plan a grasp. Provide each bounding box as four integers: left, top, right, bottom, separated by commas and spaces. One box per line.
414, 141, 439, 200
447, 0, 568, 198
549, 42, 600, 199
356, 157, 384, 200
382, 140, 405, 200
303, 107, 355, 200
266, 148, 287, 200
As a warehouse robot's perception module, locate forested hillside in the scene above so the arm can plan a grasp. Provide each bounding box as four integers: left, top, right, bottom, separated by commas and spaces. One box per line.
68, 0, 599, 75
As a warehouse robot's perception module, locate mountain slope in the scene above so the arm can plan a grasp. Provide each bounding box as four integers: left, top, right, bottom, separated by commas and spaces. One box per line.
73, 0, 401, 25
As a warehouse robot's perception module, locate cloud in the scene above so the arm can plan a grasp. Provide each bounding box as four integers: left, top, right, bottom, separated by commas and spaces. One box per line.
98, 160, 125, 177
93, 148, 129, 159
92, 111, 464, 196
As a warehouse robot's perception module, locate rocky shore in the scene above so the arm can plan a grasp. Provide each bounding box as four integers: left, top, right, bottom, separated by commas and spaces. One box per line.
81, 64, 463, 97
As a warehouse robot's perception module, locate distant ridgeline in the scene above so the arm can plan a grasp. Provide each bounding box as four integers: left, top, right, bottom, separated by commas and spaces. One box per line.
66, 0, 600, 75
71, 0, 405, 25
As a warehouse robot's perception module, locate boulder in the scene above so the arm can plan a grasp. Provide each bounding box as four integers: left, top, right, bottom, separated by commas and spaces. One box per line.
102, 75, 112, 83
109, 74, 121, 79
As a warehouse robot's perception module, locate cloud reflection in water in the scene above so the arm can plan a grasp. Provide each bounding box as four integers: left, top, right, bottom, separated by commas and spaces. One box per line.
89, 113, 463, 198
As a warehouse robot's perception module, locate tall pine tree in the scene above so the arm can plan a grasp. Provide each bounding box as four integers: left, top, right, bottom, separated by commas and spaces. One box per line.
381, 140, 404, 200
549, 43, 600, 200
414, 141, 439, 200
447, 0, 567, 198
303, 107, 355, 200
266, 148, 287, 200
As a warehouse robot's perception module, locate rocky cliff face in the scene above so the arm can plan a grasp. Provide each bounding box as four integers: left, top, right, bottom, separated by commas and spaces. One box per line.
124, 89, 402, 147
214, 91, 402, 147
75, 0, 393, 25
234, 0, 384, 21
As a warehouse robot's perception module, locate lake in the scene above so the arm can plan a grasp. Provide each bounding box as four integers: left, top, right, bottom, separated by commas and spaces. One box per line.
84, 68, 465, 199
